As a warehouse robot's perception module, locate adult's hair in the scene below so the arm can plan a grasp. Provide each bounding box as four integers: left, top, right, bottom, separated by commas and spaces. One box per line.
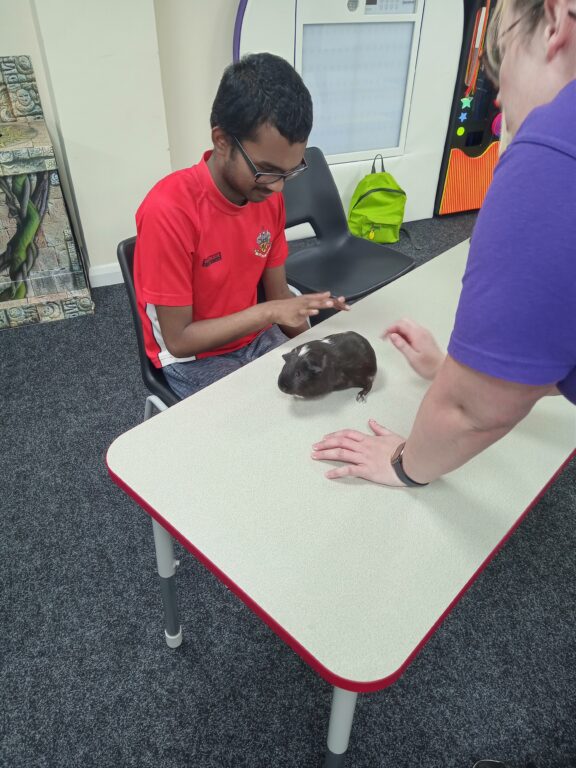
485, 0, 546, 84
210, 52, 313, 144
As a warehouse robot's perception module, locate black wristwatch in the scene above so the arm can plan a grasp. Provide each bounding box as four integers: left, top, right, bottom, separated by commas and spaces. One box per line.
390, 442, 429, 487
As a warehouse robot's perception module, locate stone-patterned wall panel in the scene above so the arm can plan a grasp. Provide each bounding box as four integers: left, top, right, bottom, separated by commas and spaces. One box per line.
0, 56, 43, 121
0, 56, 92, 327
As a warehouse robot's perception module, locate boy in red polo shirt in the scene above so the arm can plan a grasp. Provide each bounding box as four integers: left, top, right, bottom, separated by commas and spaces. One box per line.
135, 53, 346, 399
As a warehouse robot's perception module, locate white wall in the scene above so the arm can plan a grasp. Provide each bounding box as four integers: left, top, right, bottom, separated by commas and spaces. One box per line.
0, 2, 58, 151
236, 0, 463, 225
1, 1, 464, 286
154, 0, 237, 171
1, 0, 238, 286
0, 1, 79, 248
1, 0, 171, 284
155, 0, 462, 240
32, 0, 172, 284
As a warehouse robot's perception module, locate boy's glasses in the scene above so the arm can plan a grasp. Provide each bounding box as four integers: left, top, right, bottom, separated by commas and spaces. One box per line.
232, 136, 308, 186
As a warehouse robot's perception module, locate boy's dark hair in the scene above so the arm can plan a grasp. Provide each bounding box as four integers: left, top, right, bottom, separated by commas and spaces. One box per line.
210, 53, 313, 144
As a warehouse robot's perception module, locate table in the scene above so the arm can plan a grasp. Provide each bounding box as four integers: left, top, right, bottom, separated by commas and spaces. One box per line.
107, 241, 575, 767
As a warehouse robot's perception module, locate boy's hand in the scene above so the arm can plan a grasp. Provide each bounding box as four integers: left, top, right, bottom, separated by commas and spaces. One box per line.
328, 295, 350, 312
270, 293, 349, 327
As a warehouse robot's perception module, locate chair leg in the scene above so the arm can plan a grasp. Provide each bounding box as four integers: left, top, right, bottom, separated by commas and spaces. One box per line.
144, 395, 168, 421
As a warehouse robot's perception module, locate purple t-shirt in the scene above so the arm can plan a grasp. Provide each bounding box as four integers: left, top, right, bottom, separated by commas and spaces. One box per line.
448, 80, 576, 404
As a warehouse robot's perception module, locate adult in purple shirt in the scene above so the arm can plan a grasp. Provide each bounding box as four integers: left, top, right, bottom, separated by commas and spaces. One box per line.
312, 0, 576, 491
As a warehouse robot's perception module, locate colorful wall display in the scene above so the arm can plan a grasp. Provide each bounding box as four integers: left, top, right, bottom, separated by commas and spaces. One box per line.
435, 0, 501, 215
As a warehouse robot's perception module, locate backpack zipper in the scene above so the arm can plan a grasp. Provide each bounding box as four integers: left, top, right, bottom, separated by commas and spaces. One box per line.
352, 186, 405, 209
367, 223, 395, 240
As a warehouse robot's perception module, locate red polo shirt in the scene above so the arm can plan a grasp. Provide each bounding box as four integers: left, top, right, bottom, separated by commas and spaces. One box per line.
134, 151, 288, 368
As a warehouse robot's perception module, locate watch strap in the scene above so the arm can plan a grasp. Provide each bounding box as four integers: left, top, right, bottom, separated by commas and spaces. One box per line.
391, 442, 429, 487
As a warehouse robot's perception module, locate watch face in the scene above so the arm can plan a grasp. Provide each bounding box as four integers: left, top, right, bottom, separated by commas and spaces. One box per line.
391, 442, 405, 463
390, 442, 428, 487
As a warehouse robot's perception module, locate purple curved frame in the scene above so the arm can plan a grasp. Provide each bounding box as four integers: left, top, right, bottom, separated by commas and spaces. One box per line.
233, 0, 298, 65
233, 0, 249, 62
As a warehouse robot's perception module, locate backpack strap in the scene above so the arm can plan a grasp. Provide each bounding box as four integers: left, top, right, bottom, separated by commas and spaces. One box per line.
371, 153, 385, 174
400, 225, 423, 250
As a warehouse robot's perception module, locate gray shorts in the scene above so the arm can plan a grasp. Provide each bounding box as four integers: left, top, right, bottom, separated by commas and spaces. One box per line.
162, 325, 288, 399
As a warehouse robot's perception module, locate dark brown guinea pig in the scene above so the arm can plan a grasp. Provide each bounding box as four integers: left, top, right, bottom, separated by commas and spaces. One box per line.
278, 331, 377, 402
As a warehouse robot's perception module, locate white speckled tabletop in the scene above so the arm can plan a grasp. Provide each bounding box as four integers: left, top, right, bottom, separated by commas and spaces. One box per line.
107, 241, 575, 691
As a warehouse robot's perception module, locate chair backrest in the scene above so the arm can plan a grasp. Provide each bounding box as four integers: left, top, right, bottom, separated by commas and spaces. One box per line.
282, 146, 349, 241
117, 237, 181, 407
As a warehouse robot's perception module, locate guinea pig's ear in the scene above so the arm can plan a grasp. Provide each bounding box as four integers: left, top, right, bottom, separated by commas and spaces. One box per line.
282, 353, 290, 362
307, 356, 327, 375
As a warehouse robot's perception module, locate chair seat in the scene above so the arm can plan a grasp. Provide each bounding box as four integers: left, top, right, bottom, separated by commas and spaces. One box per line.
283, 147, 416, 303
286, 234, 415, 302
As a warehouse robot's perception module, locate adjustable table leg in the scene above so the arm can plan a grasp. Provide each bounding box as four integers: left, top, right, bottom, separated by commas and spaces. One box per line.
323, 686, 358, 767
151, 518, 183, 648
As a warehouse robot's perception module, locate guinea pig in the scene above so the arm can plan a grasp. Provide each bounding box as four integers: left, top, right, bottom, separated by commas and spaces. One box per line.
277, 331, 377, 402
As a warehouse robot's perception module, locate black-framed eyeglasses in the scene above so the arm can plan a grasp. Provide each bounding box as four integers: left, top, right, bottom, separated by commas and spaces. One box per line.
232, 135, 307, 185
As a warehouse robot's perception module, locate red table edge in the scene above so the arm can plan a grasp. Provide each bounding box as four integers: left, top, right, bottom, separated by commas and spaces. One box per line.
106, 448, 575, 694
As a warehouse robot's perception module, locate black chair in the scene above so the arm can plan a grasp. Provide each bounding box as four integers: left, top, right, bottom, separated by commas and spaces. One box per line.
283, 146, 415, 303
117, 237, 181, 418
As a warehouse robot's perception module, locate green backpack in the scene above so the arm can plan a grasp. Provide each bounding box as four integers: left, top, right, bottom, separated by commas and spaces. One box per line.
347, 154, 406, 244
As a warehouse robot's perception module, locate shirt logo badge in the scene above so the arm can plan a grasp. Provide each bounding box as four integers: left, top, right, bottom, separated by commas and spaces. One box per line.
254, 230, 271, 258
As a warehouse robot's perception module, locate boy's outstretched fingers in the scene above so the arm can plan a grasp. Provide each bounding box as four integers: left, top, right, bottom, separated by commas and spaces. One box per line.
329, 295, 351, 311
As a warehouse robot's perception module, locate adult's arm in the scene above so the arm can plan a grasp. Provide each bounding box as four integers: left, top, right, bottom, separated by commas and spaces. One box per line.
400, 355, 555, 483
312, 354, 555, 484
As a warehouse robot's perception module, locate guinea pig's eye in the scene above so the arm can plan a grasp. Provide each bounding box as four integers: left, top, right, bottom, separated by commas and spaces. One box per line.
295, 370, 301, 378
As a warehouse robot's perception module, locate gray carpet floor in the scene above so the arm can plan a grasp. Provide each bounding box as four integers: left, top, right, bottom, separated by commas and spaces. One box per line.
1, 214, 575, 768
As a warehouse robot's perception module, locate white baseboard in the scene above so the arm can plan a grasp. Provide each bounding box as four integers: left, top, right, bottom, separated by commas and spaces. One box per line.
89, 262, 124, 288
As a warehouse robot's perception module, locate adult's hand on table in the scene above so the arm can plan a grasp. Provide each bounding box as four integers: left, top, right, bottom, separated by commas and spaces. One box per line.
312, 419, 407, 486
383, 318, 445, 380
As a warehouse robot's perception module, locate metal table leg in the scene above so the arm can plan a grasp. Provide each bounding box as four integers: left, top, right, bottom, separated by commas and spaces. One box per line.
323, 686, 358, 767
151, 518, 183, 648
